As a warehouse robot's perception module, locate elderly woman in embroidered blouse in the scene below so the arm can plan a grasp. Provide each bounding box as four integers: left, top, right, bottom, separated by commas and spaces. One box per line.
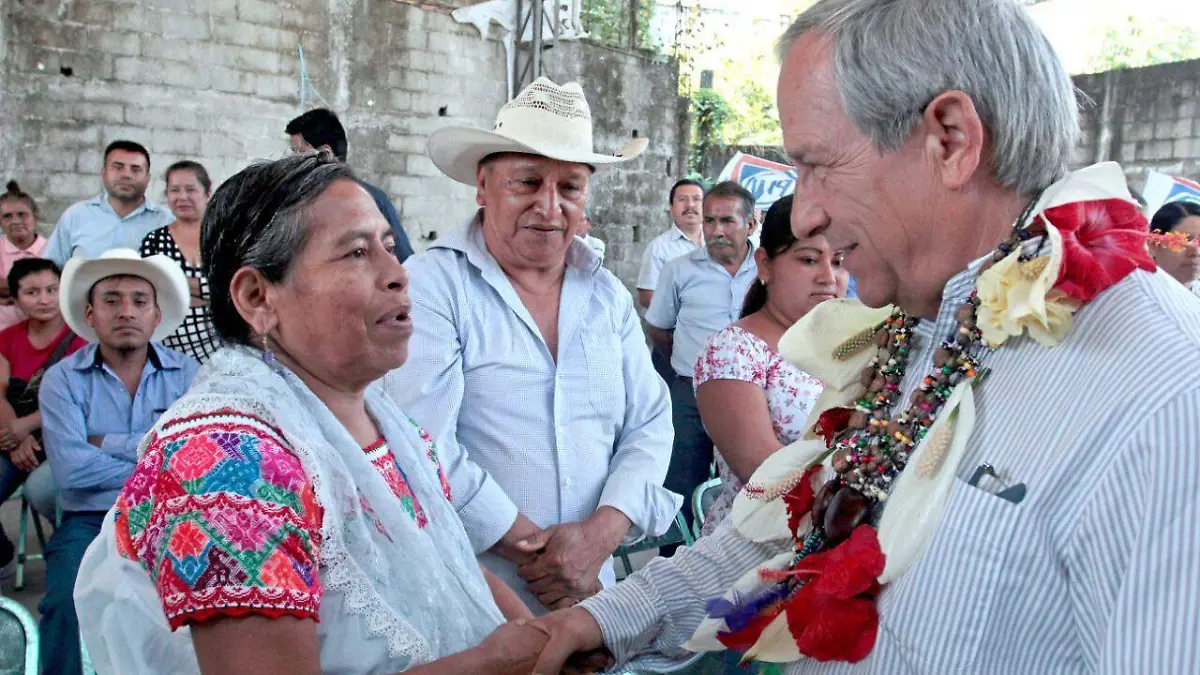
693, 195, 847, 536
73, 152, 554, 675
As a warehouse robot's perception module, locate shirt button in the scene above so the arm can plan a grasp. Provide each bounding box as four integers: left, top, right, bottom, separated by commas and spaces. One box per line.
564, 478, 573, 488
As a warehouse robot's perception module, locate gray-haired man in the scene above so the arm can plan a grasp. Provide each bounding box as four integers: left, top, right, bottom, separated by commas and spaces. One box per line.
524, 0, 1200, 672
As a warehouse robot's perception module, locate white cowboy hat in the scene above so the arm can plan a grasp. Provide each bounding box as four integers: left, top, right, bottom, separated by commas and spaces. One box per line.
60, 248, 190, 344
428, 76, 649, 186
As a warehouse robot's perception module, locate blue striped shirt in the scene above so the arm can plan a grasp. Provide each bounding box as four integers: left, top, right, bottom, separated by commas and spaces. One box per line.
580, 260, 1200, 673
39, 344, 197, 512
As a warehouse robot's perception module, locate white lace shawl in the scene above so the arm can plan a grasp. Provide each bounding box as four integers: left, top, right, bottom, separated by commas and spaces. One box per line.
76, 346, 504, 672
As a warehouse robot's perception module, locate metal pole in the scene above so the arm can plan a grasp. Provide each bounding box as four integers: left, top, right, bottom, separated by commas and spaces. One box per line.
531, 0, 544, 80
629, 0, 640, 49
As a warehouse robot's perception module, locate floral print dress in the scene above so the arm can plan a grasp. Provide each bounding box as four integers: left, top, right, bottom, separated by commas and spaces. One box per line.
693, 325, 824, 536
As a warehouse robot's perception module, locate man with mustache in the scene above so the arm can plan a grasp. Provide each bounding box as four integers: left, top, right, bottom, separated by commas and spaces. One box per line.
37, 249, 197, 675
44, 140, 174, 267
645, 181, 758, 542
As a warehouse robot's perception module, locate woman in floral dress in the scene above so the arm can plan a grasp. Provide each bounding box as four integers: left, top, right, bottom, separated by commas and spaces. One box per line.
693, 195, 849, 536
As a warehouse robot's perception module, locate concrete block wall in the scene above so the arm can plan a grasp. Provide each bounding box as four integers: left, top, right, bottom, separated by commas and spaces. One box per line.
0, 0, 688, 289
1073, 58, 1200, 187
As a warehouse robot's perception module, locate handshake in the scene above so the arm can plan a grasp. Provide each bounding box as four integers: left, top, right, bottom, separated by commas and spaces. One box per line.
474, 606, 613, 675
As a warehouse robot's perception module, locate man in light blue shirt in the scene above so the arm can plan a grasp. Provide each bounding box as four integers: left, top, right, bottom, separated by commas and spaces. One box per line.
37, 249, 196, 675
645, 181, 758, 540
391, 77, 679, 615
44, 140, 174, 267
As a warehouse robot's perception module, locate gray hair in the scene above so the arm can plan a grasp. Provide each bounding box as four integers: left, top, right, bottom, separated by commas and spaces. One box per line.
201, 150, 356, 345
777, 0, 1080, 194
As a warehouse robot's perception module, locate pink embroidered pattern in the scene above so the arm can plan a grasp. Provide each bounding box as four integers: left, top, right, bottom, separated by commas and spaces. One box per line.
113, 409, 455, 629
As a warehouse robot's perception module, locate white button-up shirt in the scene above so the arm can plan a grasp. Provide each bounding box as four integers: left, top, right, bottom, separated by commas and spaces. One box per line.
644, 245, 758, 377
636, 224, 704, 292
581, 258, 1200, 674
45, 193, 174, 267
387, 213, 681, 612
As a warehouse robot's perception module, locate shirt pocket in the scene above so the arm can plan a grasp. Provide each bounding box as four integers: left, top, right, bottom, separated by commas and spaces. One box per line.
876, 477, 1023, 671
578, 328, 625, 420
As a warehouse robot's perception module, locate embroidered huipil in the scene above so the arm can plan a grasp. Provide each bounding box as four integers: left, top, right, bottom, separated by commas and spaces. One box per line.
580, 261, 1200, 674
388, 213, 680, 612
112, 411, 453, 628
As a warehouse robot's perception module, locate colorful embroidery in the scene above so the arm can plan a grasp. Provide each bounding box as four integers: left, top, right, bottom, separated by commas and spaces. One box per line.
113, 409, 457, 628
407, 416, 453, 502
365, 439, 428, 529
114, 410, 322, 629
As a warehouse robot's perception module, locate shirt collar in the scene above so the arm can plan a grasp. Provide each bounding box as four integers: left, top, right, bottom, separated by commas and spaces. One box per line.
88, 192, 164, 216
431, 210, 603, 275
692, 241, 756, 273
669, 223, 703, 245
77, 343, 180, 372
1, 234, 39, 254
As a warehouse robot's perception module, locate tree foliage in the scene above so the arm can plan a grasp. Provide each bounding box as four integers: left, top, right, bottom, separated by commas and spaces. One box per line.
580, 0, 656, 50
689, 88, 735, 174
1085, 15, 1200, 73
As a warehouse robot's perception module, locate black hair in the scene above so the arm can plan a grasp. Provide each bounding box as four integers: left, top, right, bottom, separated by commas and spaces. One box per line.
7, 258, 60, 297
103, 140, 151, 168
166, 160, 213, 194
0, 181, 38, 217
1150, 201, 1200, 234
705, 180, 756, 223
201, 150, 355, 345
285, 109, 348, 161
669, 178, 704, 204
741, 194, 798, 318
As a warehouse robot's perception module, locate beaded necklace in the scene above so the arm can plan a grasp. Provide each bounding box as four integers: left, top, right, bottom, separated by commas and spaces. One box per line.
802, 192, 1044, 553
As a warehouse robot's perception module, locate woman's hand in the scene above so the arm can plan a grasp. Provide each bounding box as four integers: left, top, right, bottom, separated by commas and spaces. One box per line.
526, 607, 610, 675
0, 416, 33, 449
471, 619, 551, 674
10, 436, 39, 472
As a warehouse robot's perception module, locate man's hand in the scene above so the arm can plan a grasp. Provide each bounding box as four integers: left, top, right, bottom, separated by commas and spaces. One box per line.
515, 507, 631, 608
11, 436, 39, 472
527, 607, 610, 675
492, 513, 545, 567
87, 435, 105, 448
0, 416, 33, 450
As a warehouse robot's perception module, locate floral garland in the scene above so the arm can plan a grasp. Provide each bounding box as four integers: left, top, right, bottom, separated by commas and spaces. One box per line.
1149, 230, 1199, 252
683, 166, 1156, 664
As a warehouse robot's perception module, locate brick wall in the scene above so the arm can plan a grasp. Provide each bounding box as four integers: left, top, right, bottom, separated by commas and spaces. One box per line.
1074, 58, 1200, 188
0, 0, 687, 289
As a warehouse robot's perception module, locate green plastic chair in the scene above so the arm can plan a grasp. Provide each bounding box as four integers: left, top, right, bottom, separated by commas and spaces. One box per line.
613, 512, 694, 579
14, 488, 51, 592
0, 595, 39, 675
690, 477, 724, 540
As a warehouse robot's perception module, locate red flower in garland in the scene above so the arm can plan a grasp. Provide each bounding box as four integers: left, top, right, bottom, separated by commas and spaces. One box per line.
783, 466, 822, 540
812, 407, 854, 447
1044, 198, 1155, 303
784, 525, 886, 662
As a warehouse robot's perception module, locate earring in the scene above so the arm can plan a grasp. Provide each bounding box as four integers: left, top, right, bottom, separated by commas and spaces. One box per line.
262, 334, 284, 375
759, 276, 769, 285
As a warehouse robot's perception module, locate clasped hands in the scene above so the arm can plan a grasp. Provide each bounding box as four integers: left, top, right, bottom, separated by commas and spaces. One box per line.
507, 508, 630, 611
476, 607, 610, 675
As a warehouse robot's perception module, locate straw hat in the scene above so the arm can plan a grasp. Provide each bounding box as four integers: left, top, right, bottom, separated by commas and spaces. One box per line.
427, 77, 649, 186
59, 248, 190, 343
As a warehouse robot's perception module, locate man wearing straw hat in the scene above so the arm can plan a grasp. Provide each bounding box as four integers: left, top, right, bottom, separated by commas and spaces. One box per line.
388, 77, 681, 615
37, 248, 198, 675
